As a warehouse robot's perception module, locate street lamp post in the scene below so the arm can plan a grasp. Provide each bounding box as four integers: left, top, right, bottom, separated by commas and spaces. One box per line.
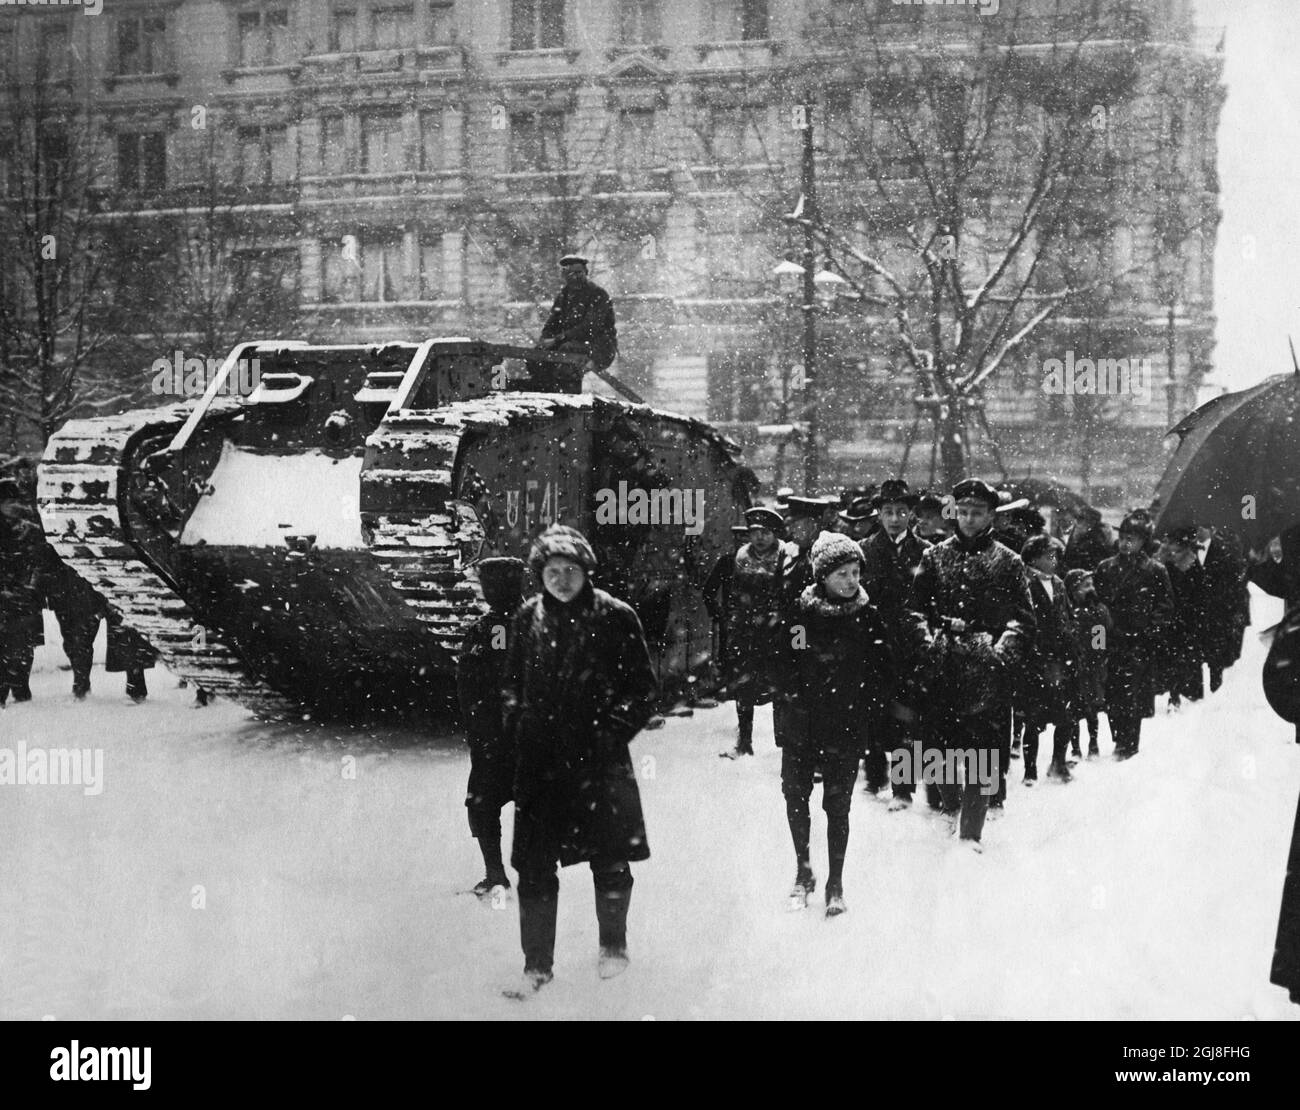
799, 111, 819, 494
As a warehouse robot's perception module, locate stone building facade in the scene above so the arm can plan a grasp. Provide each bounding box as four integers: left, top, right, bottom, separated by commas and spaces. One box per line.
0, 0, 1222, 502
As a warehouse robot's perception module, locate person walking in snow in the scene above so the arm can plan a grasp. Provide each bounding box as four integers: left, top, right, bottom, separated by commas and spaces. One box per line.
1018, 534, 1078, 785
1092, 513, 1175, 760
1157, 527, 1208, 707
456, 557, 528, 899
0, 476, 43, 707
1064, 569, 1111, 760
502, 525, 657, 998
771, 531, 894, 915
721, 506, 791, 758
859, 479, 933, 810
904, 479, 1036, 847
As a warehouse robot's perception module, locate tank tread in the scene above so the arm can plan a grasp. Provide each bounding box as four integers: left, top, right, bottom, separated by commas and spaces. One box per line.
39, 408, 301, 720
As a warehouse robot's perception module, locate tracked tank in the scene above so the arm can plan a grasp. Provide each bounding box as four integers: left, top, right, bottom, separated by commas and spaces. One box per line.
38, 339, 745, 719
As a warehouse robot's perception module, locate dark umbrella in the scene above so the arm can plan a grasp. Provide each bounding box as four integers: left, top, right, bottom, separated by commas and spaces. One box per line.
1000, 477, 1095, 517
1152, 372, 1300, 549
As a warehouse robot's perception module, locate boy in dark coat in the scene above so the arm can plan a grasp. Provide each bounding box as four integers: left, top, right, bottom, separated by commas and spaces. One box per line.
1093, 514, 1175, 759
905, 479, 1036, 846
1064, 569, 1111, 759
859, 479, 933, 809
456, 557, 528, 898
502, 525, 657, 997
1019, 534, 1078, 783
772, 531, 894, 915
721, 507, 793, 757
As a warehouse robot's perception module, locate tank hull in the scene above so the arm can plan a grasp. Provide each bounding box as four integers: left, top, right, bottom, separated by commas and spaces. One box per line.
39, 340, 745, 718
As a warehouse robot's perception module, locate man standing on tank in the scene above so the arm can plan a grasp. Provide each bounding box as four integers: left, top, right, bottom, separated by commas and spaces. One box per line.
534, 254, 618, 393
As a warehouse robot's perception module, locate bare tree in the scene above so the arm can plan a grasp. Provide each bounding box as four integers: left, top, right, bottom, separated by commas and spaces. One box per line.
0, 58, 138, 448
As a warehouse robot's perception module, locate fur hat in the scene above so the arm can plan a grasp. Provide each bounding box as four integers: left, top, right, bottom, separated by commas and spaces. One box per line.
475, 557, 527, 611
528, 524, 597, 574
811, 530, 864, 583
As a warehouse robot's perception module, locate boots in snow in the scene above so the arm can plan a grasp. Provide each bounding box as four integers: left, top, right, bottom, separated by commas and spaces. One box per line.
594, 881, 632, 979
503, 968, 553, 1000
824, 884, 847, 918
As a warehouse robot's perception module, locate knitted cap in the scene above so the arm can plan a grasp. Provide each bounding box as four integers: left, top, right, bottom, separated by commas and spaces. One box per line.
811, 530, 864, 583
528, 524, 597, 574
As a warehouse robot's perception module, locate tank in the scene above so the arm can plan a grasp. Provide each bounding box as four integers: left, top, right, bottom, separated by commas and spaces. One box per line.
37, 339, 745, 719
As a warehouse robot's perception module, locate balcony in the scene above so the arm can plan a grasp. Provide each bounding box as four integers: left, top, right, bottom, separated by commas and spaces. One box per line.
102, 70, 182, 93
492, 47, 582, 71
219, 62, 302, 85
300, 49, 419, 81
691, 39, 783, 70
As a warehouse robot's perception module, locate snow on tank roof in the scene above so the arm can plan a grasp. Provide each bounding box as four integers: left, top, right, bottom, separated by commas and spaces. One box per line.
376, 392, 741, 455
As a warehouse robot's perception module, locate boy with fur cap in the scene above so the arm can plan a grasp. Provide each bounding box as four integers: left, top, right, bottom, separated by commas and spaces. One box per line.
771, 531, 895, 915
502, 525, 657, 997
457, 557, 528, 898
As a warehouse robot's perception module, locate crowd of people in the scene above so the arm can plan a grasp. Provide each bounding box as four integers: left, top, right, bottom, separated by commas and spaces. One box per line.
453, 477, 1261, 997
700, 476, 1254, 904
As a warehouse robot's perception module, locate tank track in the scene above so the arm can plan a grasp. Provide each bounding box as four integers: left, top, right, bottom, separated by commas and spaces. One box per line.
39, 407, 300, 719
362, 409, 493, 655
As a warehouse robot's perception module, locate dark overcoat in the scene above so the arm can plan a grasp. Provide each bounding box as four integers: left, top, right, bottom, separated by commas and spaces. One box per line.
504, 584, 657, 871
770, 584, 895, 752
904, 527, 1037, 723
1093, 551, 1175, 719
0, 498, 45, 651
1019, 572, 1078, 721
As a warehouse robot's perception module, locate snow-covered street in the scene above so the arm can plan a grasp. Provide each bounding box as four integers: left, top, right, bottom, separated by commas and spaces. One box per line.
2, 589, 1298, 1021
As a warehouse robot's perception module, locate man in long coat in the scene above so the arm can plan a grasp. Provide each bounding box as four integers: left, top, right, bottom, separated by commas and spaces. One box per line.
1092, 513, 1175, 759
502, 525, 657, 997
0, 476, 44, 705
905, 479, 1036, 846
859, 479, 932, 808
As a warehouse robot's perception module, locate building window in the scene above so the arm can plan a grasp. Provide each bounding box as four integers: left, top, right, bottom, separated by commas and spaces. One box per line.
39, 19, 71, 80
116, 14, 170, 76
237, 9, 291, 67
703, 209, 770, 296
708, 350, 770, 423
509, 111, 565, 172
330, 9, 357, 51
420, 110, 443, 171
239, 125, 292, 185
117, 132, 167, 191
372, 5, 413, 48
711, 0, 767, 41
420, 237, 443, 299
429, 1, 455, 44
617, 109, 657, 174
0, 23, 15, 84
320, 116, 346, 173
705, 105, 766, 165
619, 0, 661, 44
361, 112, 405, 174
510, 0, 565, 50
321, 243, 352, 302
361, 234, 406, 301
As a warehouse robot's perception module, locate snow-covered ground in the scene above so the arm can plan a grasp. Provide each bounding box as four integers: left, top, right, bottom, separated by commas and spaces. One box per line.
2, 591, 1298, 1021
